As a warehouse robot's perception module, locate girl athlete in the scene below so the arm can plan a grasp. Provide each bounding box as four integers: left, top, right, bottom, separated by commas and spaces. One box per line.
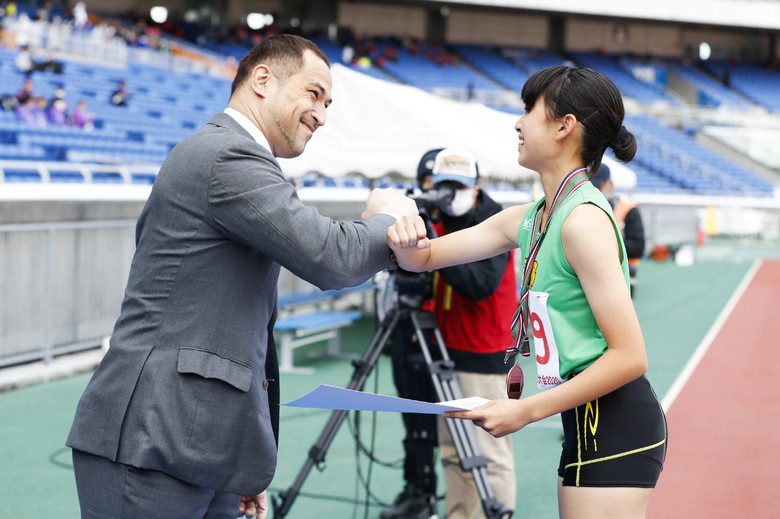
387, 65, 667, 519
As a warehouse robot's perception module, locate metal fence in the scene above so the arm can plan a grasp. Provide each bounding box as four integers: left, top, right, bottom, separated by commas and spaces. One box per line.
0, 220, 135, 367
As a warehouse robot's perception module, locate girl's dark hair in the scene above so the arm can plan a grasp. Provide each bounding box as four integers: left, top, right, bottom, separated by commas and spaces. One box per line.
231, 34, 330, 94
521, 65, 637, 175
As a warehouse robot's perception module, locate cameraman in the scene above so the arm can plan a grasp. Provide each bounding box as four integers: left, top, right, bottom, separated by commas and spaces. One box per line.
428, 148, 517, 519
383, 149, 517, 519
382, 148, 443, 519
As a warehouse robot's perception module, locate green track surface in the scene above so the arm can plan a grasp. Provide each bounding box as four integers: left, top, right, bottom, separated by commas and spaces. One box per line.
0, 249, 761, 518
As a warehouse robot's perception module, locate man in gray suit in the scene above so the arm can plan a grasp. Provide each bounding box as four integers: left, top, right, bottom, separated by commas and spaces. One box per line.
67, 34, 418, 519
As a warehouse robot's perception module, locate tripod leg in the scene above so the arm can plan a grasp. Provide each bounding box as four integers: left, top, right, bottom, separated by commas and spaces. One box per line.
409, 310, 513, 519
272, 310, 401, 518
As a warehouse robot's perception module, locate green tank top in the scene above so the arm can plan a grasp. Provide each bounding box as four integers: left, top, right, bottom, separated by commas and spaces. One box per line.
516, 182, 629, 388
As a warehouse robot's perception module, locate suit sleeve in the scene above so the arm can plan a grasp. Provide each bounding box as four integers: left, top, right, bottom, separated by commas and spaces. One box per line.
206, 142, 395, 290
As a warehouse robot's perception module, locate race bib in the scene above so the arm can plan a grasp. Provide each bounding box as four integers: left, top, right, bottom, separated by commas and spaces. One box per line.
528, 291, 564, 389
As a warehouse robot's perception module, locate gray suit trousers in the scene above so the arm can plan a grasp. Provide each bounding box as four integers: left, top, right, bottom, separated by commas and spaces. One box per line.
72, 449, 241, 519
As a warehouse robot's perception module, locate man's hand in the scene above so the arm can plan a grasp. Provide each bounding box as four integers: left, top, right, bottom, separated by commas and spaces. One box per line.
238, 490, 268, 519
362, 188, 419, 220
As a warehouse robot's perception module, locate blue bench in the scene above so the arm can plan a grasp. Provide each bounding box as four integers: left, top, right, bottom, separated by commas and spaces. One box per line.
274, 310, 362, 374
274, 281, 376, 374
278, 288, 341, 311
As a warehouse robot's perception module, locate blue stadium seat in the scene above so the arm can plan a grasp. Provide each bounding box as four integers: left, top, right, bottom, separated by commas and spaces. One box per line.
91, 171, 124, 183
3, 168, 42, 182
452, 44, 532, 91
48, 169, 85, 182
625, 114, 773, 196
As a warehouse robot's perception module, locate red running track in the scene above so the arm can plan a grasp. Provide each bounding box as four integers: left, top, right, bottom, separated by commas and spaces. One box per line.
648, 259, 780, 518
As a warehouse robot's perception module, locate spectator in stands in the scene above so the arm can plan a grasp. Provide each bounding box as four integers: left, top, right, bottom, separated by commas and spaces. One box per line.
71, 100, 94, 130
466, 80, 475, 100
109, 80, 130, 106
66, 34, 419, 519
14, 96, 40, 124
16, 79, 35, 104
384, 45, 398, 63
341, 42, 355, 65
33, 96, 48, 125
408, 38, 420, 56
721, 68, 731, 87
0, 94, 18, 112
14, 44, 34, 75
44, 85, 68, 125
14, 95, 46, 126
33, 2, 51, 22
12, 11, 34, 48
387, 65, 667, 519
48, 85, 66, 106
34, 52, 64, 74
357, 55, 372, 69
591, 163, 645, 295
72, 1, 88, 29
3, 2, 19, 18
46, 96, 68, 125
383, 148, 518, 519
0, 78, 33, 112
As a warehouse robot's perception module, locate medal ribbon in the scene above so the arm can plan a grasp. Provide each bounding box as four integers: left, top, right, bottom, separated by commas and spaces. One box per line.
505, 167, 590, 362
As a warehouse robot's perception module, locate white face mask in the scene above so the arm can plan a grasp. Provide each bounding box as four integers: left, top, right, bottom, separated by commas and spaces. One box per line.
443, 187, 476, 217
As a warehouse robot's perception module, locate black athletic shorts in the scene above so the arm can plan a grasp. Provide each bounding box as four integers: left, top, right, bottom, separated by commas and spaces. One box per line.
558, 375, 667, 487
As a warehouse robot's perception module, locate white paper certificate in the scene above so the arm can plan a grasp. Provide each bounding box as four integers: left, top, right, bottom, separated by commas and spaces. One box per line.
282, 384, 490, 414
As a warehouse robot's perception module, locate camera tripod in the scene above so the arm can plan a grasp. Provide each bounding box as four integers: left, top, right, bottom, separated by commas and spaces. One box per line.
272, 287, 513, 519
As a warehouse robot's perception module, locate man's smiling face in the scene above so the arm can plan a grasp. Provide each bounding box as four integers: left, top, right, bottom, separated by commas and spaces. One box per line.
265, 50, 332, 158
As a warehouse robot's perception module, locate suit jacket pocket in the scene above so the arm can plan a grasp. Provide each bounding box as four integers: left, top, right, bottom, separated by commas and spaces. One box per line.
177, 347, 253, 392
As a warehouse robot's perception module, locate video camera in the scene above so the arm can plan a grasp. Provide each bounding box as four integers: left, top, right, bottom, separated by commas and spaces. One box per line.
406, 183, 455, 214
392, 268, 434, 308
386, 186, 454, 309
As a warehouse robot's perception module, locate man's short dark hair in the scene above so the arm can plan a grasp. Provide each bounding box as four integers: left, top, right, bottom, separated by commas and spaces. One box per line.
231, 34, 330, 94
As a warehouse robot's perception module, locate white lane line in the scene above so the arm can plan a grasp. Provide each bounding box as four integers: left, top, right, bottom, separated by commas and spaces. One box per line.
661, 258, 763, 412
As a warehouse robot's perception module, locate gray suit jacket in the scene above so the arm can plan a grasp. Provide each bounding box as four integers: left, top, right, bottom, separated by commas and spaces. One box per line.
66, 113, 395, 495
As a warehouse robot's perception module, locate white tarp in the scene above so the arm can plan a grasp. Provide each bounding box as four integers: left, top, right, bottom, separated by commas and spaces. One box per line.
277, 63, 535, 182
278, 63, 636, 189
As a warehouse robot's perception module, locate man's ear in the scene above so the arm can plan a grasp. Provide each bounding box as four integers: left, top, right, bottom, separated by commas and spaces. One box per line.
250, 64, 273, 98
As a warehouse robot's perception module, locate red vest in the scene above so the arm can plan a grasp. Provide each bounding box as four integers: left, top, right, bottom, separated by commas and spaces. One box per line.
432, 224, 518, 354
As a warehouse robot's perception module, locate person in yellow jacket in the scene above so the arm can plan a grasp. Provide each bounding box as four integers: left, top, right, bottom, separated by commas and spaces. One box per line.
591, 164, 645, 296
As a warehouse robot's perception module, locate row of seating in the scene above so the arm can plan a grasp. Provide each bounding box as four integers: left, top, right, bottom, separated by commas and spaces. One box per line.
626, 114, 774, 197
312, 41, 776, 198
1, 40, 777, 197
702, 61, 780, 113
0, 158, 159, 183
0, 44, 227, 165
324, 38, 780, 114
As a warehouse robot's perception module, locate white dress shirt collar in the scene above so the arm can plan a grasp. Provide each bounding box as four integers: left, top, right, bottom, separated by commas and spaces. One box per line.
223, 107, 272, 155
